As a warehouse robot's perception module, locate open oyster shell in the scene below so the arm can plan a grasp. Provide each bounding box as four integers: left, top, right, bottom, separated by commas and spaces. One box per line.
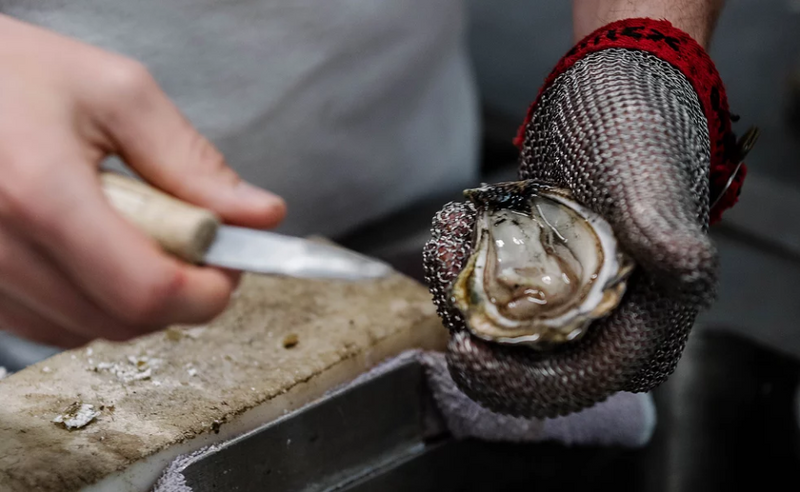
451, 181, 635, 348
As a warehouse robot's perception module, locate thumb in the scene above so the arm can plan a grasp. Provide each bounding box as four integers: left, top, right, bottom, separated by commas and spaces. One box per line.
609, 153, 718, 307
516, 49, 721, 307
94, 64, 285, 229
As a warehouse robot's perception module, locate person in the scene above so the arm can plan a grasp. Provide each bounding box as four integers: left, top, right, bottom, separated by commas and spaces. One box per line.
0, 0, 730, 350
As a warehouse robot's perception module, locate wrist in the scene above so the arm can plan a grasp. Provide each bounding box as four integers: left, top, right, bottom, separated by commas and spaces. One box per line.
572, 0, 725, 49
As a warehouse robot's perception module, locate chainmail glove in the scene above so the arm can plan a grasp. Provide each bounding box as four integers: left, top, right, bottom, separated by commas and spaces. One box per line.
423, 19, 749, 418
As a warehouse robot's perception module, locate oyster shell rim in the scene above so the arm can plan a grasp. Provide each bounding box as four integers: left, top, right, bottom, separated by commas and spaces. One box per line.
450, 183, 636, 348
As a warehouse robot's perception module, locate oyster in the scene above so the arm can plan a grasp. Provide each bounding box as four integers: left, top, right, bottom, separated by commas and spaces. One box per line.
451, 181, 634, 347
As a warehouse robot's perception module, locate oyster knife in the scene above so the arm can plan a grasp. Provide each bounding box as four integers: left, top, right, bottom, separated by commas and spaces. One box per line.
100, 172, 392, 280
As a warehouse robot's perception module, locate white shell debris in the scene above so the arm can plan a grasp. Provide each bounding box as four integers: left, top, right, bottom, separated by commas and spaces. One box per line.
0, 367, 7, 380
53, 402, 100, 430
166, 325, 207, 341
186, 326, 207, 339
94, 355, 161, 383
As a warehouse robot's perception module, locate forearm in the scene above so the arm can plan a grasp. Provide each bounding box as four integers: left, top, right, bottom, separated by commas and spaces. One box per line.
572, 0, 725, 48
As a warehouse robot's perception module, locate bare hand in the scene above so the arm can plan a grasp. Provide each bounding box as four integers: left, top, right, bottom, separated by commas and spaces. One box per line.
0, 16, 286, 347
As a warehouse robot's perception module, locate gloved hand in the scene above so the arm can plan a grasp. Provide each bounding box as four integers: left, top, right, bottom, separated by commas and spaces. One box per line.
423, 19, 748, 418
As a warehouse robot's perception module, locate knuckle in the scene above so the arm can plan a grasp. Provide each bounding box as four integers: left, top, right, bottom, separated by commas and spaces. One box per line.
98, 58, 158, 112
105, 58, 155, 95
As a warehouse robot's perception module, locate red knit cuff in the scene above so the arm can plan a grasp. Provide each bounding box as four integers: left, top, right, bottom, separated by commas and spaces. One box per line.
514, 18, 744, 225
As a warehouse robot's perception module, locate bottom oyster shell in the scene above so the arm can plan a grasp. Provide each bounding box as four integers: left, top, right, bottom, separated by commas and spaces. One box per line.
451, 181, 635, 347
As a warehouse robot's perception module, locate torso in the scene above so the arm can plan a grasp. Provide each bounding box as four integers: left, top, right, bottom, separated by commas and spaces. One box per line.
2, 0, 479, 235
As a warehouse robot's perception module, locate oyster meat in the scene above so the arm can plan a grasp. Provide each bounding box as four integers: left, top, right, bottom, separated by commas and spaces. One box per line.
451, 181, 634, 347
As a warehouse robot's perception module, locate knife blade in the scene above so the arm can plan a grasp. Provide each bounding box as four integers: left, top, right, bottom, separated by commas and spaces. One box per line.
205, 225, 392, 280
100, 172, 392, 280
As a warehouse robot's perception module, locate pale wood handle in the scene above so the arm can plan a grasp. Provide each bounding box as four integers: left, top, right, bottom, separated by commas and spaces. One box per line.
100, 172, 220, 263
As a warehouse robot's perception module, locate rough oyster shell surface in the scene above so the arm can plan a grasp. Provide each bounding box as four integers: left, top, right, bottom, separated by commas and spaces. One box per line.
451, 181, 635, 347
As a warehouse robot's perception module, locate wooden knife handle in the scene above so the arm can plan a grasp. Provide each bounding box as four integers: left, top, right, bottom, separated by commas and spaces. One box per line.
100, 172, 220, 263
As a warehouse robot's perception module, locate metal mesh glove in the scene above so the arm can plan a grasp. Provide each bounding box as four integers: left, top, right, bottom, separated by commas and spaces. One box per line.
423, 47, 719, 418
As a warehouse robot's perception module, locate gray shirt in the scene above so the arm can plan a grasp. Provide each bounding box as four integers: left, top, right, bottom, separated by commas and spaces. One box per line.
1, 0, 479, 236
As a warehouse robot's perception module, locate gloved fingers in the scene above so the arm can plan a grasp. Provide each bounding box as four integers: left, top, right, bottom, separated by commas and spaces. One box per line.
423, 201, 476, 279
422, 201, 476, 331
443, 273, 690, 418
421, 197, 684, 417
420, 350, 656, 447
